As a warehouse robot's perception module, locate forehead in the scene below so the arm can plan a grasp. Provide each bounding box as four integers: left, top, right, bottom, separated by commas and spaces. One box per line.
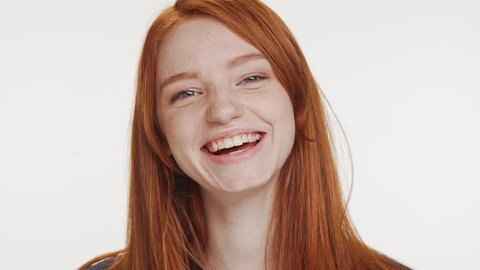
156, 17, 262, 78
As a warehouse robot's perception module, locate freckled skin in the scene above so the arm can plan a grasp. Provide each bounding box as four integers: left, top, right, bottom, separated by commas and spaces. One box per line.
155, 17, 295, 193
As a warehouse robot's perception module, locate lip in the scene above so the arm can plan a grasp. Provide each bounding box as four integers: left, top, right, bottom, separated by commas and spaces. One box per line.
201, 129, 266, 165
201, 128, 265, 149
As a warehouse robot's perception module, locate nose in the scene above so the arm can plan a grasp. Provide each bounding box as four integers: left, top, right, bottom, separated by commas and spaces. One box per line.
205, 89, 244, 125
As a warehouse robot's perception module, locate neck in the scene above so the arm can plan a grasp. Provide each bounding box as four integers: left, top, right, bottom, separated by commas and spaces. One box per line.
201, 178, 277, 270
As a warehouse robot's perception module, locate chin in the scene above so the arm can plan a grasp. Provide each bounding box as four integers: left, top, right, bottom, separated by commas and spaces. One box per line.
210, 172, 277, 194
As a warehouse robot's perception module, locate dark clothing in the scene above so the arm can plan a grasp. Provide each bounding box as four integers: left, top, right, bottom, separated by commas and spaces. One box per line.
85, 256, 413, 270
85, 257, 115, 270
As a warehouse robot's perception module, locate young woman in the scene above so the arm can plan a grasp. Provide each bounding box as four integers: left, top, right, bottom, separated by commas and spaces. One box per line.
81, 0, 411, 269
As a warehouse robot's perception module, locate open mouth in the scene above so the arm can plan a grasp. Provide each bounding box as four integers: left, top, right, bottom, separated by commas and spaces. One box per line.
203, 132, 263, 156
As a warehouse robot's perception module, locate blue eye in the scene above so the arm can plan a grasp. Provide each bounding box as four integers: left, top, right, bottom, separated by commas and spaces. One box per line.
241, 75, 265, 84
170, 89, 202, 103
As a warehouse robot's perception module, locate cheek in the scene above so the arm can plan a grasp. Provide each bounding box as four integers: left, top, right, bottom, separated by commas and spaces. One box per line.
163, 118, 185, 148
157, 108, 200, 157
267, 88, 295, 126
279, 102, 296, 143
271, 89, 296, 144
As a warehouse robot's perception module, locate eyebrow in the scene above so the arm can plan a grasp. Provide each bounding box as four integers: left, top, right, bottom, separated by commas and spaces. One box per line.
158, 53, 266, 91
226, 53, 267, 69
158, 72, 199, 91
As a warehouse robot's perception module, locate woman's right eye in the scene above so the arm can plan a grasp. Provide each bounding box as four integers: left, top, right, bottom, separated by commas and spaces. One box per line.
170, 89, 202, 103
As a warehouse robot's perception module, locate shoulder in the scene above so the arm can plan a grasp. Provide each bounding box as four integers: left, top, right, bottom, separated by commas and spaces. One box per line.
85, 257, 115, 270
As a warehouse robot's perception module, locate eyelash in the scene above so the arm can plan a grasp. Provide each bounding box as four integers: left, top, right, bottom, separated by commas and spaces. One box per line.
169, 75, 267, 103
170, 89, 202, 103
239, 74, 267, 85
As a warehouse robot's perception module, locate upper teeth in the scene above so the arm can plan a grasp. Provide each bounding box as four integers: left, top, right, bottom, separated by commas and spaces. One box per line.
206, 133, 262, 153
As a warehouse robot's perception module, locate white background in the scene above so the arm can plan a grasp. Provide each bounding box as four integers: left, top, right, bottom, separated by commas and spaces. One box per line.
1, 0, 479, 269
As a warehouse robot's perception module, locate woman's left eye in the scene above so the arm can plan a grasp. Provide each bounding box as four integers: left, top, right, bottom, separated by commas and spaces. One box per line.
240, 75, 266, 85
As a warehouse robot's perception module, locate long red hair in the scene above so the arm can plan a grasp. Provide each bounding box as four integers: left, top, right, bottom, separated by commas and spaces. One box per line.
81, 0, 407, 269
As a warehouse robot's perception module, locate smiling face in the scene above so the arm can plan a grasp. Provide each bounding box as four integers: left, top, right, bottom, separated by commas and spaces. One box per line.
155, 17, 295, 193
